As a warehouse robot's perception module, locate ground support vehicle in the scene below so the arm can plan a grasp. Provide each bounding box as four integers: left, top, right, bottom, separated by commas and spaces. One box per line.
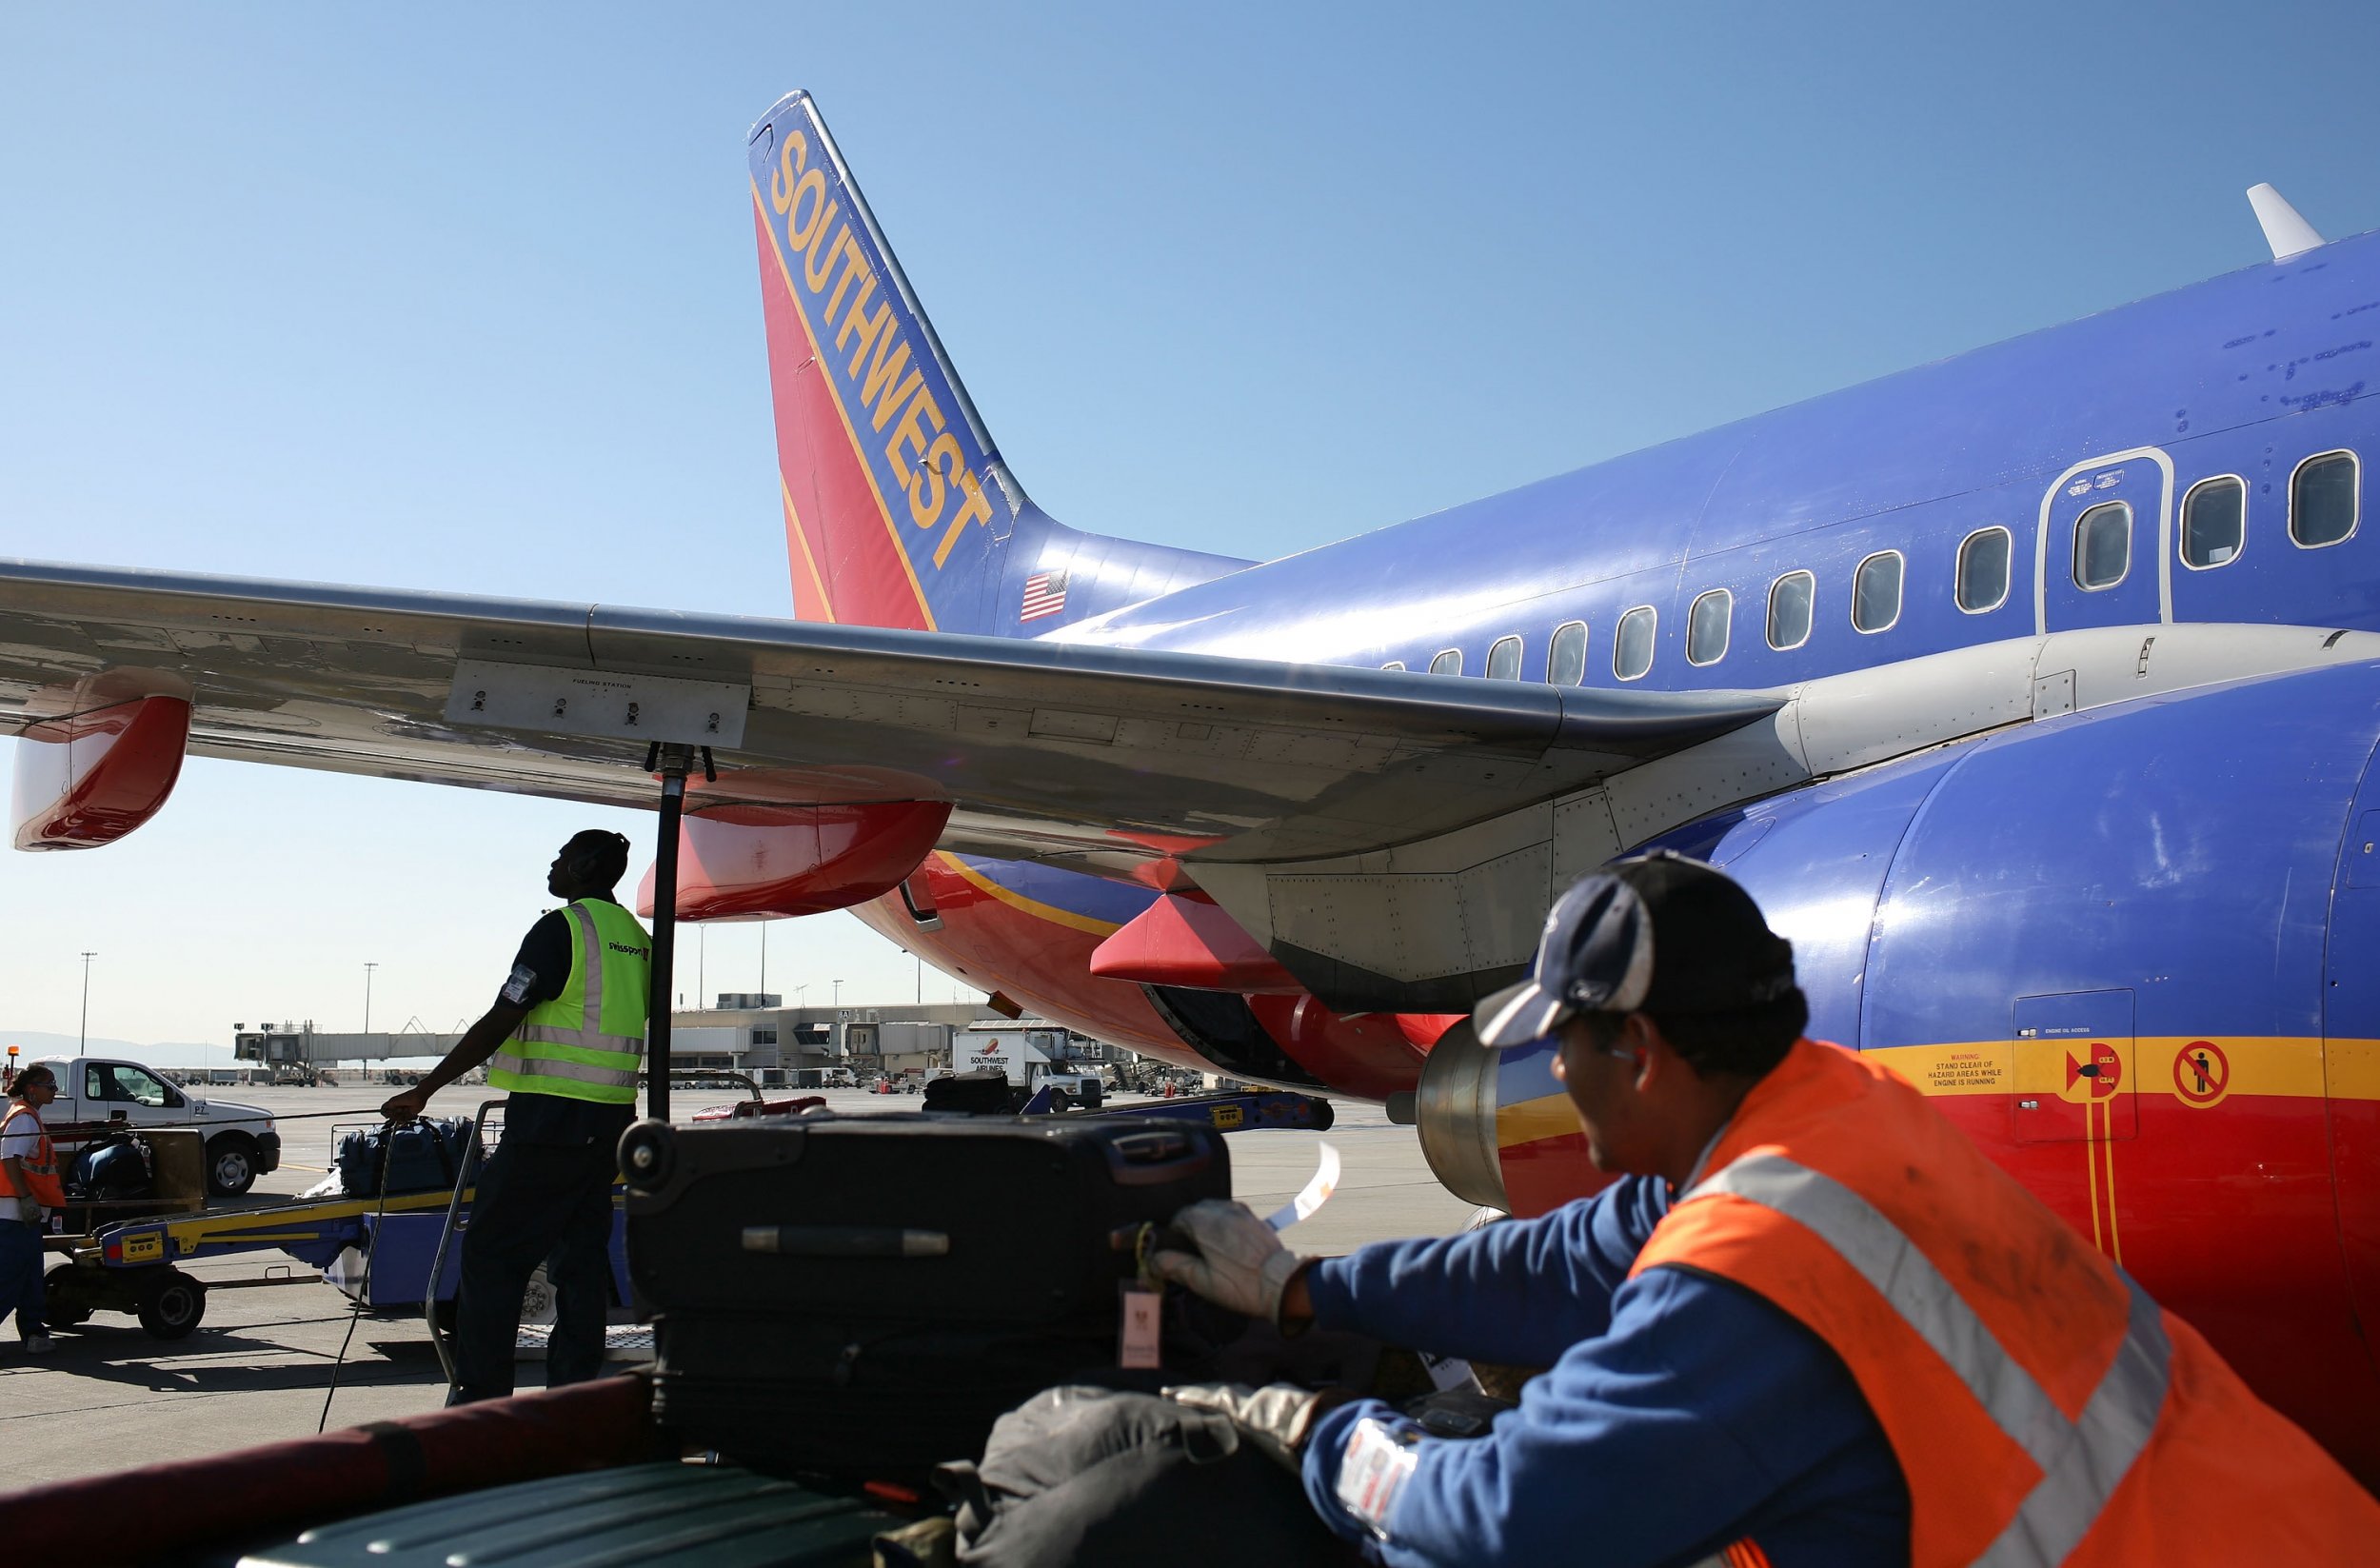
14, 1054, 282, 1196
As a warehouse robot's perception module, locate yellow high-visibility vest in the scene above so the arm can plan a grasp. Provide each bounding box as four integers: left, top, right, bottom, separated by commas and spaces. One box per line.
487, 898, 652, 1105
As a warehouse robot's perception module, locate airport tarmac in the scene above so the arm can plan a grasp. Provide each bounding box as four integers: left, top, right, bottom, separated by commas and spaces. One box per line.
0, 1081, 1477, 1486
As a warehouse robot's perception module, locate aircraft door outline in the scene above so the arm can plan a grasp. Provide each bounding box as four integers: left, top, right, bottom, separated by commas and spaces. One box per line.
2033, 446, 2175, 635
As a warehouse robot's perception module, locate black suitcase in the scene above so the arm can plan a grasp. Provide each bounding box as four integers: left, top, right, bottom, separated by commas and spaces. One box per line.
619, 1112, 1231, 1479
336, 1117, 469, 1197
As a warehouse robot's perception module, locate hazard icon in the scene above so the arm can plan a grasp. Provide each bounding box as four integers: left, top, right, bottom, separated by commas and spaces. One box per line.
2064, 1042, 2123, 1100
2172, 1041, 2231, 1108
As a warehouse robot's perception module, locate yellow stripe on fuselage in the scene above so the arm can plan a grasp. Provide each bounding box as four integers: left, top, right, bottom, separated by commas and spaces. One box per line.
937, 852, 1121, 938
1493, 1036, 2380, 1150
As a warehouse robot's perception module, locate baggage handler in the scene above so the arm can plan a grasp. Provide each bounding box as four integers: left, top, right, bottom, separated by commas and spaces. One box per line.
1154, 853, 2380, 1565
0, 1062, 64, 1356
382, 829, 650, 1404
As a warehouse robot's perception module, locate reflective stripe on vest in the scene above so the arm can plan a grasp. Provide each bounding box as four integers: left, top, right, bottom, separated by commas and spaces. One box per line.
1686, 1153, 2170, 1566
0, 1104, 65, 1208
488, 899, 651, 1104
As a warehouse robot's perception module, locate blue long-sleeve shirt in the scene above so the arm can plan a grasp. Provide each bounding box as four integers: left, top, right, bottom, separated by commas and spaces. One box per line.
1298, 1177, 1909, 1566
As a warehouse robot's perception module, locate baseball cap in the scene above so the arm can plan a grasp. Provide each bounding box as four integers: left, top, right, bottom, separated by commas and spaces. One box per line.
1472, 851, 1797, 1048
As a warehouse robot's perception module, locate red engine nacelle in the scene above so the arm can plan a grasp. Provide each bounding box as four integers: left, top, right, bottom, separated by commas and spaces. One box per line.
635, 799, 951, 921
12, 693, 192, 852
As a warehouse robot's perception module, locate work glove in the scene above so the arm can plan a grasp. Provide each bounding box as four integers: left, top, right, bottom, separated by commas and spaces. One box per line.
1163, 1382, 1346, 1472
1148, 1198, 1303, 1325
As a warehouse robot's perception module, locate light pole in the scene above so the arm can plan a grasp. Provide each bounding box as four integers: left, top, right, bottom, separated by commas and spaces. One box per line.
78, 951, 95, 1052
759, 921, 767, 1000
698, 926, 706, 1011
363, 962, 378, 1037
832, 978, 843, 1012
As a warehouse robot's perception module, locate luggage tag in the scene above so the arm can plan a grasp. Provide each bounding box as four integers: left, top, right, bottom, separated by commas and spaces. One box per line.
1120, 1223, 1164, 1369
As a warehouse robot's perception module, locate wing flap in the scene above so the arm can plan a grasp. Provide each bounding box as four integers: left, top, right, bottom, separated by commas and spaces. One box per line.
0, 561, 1781, 863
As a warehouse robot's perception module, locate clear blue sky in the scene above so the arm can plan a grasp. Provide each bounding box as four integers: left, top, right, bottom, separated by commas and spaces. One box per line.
4, 3, 2376, 1055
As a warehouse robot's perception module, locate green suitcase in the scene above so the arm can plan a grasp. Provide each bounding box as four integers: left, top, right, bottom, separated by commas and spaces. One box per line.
237, 1461, 929, 1568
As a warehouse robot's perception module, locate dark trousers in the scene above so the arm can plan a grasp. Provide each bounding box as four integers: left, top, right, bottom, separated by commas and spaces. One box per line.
0, 1218, 48, 1340
449, 1138, 617, 1403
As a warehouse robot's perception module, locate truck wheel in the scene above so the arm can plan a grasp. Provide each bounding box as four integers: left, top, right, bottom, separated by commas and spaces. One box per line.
206, 1134, 258, 1198
42, 1270, 91, 1328
138, 1272, 207, 1340
1046, 1089, 1071, 1113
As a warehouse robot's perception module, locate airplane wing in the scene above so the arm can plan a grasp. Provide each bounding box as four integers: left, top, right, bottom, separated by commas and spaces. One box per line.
0, 560, 1780, 868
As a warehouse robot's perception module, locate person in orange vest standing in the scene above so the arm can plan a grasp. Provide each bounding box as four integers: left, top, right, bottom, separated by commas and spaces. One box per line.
1153, 853, 2380, 1565
0, 1062, 66, 1357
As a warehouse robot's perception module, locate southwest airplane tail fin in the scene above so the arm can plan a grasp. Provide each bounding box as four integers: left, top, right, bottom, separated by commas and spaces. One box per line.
748, 91, 1243, 636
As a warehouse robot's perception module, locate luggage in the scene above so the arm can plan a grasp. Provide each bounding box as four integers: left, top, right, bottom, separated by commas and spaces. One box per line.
233, 1460, 918, 1568
335, 1117, 470, 1197
621, 1113, 1232, 1479
942, 1386, 1357, 1568
920, 1068, 1016, 1115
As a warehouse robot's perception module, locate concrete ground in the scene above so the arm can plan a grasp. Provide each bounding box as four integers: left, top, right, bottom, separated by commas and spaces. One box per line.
0, 1082, 1473, 1486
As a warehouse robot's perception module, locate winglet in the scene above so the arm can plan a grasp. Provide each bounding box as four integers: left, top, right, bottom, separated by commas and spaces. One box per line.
2248, 183, 2325, 262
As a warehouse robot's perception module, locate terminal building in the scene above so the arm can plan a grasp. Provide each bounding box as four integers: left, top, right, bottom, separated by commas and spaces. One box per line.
234, 998, 1121, 1086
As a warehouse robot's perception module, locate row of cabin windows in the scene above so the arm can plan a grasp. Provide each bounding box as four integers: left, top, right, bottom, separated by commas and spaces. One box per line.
1400, 450, 2361, 682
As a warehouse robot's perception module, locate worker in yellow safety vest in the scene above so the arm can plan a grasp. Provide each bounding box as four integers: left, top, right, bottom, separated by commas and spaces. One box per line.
0, 1062, 65, 1356
382, 829, 650, 1403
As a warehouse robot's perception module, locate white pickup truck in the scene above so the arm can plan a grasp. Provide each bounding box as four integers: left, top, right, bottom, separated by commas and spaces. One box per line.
26, 1057, 282, 1197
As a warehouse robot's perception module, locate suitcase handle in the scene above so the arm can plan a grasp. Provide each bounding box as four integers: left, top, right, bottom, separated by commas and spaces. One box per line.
1101, 1129, 1216, 1186
741, 1225, 951, 1259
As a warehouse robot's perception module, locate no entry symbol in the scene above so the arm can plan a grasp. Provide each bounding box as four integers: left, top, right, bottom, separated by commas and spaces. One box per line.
2172, 1041, 2231, 1107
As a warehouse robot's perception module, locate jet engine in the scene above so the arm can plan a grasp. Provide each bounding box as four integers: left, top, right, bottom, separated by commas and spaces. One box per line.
12, 680, 192, 851
635, 799, 951, 921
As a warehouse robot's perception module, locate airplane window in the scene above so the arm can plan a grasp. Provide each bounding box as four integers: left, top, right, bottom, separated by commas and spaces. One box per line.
1486, 636, 1523, 681
1546, 621, 1587, 685
1429, 648, 1462, 676
1767, 570, 1814, 650
2291, 451, 2358, 547
1614, 606, 1656, 680
1687, 589, 1732, 665
1956, 527, 2012, 611
2180, 478, 2245, 568
2073, 502, 2131, 589
1853, 551, 1903, 633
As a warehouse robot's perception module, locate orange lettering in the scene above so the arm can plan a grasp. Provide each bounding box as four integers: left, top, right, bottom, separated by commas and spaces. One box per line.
908, 431, 964, 527
935, 470, 996, 567
783, 170, 831, 250
861, 335, 915, 425
769, 131, 810, 213
803, 221, 846, 292
883, 385, 945, 481
823, 248, 873, 327
840, 291, 894, 375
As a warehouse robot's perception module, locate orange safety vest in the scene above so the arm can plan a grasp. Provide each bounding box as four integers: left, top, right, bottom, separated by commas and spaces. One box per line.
0, 1102, 65, 1210
1633, 1039, 2380, 1566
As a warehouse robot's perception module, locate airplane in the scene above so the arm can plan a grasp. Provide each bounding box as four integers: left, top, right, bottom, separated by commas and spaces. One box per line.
5, 89, 2379, 1482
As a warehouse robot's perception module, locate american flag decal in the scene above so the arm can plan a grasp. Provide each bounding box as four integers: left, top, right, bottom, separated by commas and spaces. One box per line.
1021, 569, 1070, 622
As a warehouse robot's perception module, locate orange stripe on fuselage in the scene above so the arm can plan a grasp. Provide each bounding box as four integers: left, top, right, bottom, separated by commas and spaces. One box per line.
750, 183, 938, 632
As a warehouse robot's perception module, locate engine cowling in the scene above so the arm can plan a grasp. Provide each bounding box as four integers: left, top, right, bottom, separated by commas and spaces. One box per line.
635, 800, 951, 921
12, 691, 192, 851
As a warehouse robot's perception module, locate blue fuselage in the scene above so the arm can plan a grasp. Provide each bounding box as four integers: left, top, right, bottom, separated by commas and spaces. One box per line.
1053, 231, 2380, 684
